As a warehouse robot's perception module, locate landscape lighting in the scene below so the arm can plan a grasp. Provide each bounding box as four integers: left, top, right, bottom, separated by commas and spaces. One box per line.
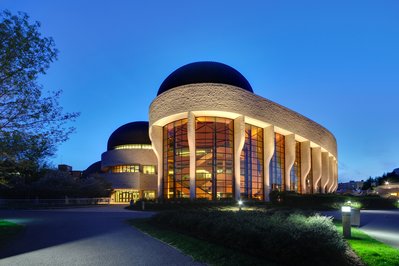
238, 200, 243, 211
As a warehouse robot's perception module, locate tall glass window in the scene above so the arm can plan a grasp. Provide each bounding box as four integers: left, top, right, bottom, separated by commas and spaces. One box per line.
270, 133, 285, 191
195, 117, 234, 200
163, 119, 190, 199
290, 141, 301, 192
240, 124, 264, 200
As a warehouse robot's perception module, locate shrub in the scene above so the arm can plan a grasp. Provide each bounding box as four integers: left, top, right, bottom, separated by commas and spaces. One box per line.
150, 210, 354, 265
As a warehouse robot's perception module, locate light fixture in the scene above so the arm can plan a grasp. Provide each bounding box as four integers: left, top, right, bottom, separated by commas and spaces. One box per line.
238, 200, 243, 211
341, 206, 351, 213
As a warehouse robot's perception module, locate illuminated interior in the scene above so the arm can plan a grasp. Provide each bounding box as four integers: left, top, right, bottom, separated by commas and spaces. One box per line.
290, 141, 301, 192
240, 124, 264, 200
270, 133, 285, 191
195, 117, 234, 200
110, 165, 139, 173
113, 144, 152, 150
163, 119, 190, 199
143, 165, 156, 174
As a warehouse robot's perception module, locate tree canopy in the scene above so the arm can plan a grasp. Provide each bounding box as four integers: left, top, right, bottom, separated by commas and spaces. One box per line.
0, 10, 79, 185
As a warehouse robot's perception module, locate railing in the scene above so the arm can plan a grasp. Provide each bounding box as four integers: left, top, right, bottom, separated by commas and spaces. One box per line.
0, 197, 111, 207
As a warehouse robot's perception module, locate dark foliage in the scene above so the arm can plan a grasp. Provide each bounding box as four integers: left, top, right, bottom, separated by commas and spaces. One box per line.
0, 170, 111, 199
150, 210, 356, 266
0, 10, 79, 186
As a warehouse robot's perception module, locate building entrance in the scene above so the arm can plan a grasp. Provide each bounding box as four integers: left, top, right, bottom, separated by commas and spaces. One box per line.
114, 190, 140, 203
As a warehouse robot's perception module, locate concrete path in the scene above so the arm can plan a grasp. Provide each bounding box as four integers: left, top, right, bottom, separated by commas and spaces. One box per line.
323, 209, 399, 249
0, 206, 203, 265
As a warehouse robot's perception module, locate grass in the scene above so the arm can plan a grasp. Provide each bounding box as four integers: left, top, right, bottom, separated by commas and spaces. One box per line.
335, 223, 399, 266
128, 218, 277, 266
0, 220, 23, 248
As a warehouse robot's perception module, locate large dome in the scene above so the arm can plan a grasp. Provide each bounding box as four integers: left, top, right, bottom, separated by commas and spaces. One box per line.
157, 61, 253, 96
107, 121, 151, 150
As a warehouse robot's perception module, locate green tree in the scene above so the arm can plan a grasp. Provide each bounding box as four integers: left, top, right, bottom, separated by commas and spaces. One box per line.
0, 10, 79, 185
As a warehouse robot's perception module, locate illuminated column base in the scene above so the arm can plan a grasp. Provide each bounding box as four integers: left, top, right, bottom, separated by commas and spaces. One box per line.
187, 112, 196, 200
285, 134, 296, 191
321, 152, 329, 193
263, 126, 274, 201
149, 125, 163, 199
300, 141, 311, 194
312, 147, 322, 194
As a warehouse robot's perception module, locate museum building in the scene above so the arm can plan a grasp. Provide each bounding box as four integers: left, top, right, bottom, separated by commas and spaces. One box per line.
86, 61, 338, 203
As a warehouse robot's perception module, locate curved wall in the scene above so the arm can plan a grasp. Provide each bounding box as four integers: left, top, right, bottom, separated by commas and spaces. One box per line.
103, 173, 157, 190
150, 84, 337, 158
149, 83, 338, 200
101, 149, 157, 170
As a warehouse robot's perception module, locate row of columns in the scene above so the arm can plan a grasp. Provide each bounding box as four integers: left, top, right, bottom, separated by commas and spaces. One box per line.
150, 113, 338, 201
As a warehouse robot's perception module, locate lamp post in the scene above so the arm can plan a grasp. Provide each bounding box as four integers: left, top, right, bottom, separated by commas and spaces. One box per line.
238, 200, 243, 211
342, 206, 351, 238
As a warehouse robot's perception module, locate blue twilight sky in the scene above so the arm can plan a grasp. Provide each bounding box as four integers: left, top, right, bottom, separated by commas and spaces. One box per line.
1, 0, 399, 182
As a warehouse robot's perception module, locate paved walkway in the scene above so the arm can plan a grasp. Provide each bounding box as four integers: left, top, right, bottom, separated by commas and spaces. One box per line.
0, 206, 202, 265
323, 209, 399, 249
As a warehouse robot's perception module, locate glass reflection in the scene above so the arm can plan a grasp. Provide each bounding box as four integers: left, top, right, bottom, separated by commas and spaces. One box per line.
195, 117, 234, 199
270, 133, 285, 191
290, 141, 301, 192
240, 124, 264, 200
163, 119, 190, 199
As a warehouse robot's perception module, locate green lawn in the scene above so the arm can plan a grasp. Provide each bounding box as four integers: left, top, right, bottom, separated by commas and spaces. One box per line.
0, 220, 23, 248
335, 223, 399, 266
128, 219, 277, 266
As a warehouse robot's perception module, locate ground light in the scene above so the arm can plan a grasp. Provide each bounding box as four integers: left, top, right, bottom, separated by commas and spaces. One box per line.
341, 206, 351, 238
238, 200, 243, 211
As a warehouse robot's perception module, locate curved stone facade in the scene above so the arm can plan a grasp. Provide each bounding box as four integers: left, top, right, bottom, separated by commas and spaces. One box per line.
150, 84, 337, 158
149, 83, 338, 201
101, 149, 157, 170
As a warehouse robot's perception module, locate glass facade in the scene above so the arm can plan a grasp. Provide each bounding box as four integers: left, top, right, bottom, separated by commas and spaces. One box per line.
270, 133, 285, 191
195, 117, 234, 199
160, 116, 328, 199
290, 141, 301, 192
240, 124, 264, 200
110, 165, 139, 173
163, 119, 190, 199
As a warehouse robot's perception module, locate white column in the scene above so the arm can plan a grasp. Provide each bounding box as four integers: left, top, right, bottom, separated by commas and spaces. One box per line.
263, 126, 275, 201
332, 159, 338, 192
149, 125, 163, 199
187, 112, 196, 200
327, 156, 334, 193
234, 116, 245, 201
312, 147, 322, 194
321, 152, 329, 193
284, 134, 296, 191
300, 141, 311, 194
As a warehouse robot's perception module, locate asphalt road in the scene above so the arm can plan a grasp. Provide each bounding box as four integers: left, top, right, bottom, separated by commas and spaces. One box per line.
0, 206, 203, 266
323, 209, 399, 249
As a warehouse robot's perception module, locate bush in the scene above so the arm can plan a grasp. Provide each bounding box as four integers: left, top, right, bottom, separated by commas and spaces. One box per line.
149, 210, 354, 265
270, 192, 397, 210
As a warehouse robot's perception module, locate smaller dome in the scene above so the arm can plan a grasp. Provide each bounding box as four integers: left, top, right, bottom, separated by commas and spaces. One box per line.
82, 161, 102, 177
107, 121, 151, 151
157, 61, 253, 96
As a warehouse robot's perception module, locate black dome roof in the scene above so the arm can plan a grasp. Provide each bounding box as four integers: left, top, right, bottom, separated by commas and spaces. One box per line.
82, 161, 102, 177
107, 121, 151, 150
157, 61, 253, 96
